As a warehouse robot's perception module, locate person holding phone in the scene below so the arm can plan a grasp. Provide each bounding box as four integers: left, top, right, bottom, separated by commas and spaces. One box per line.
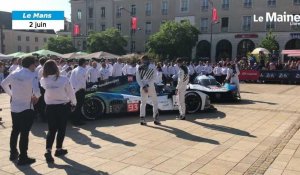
40, 60, 77, 163
1, 56, 41, 165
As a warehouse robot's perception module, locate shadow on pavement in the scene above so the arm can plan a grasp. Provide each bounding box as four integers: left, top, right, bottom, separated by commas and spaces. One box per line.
218, 99, 277, 106
31, 122, 47, 139
189, 120, 256, 138
66, 127, 101, 149
146, 125, 220, 145
48, 156, 108, 175
13, 162, 42, 175
81, 124, 136, 147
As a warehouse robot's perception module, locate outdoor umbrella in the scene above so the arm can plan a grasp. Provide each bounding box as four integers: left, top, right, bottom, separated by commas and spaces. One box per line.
7, 52, 26, 58
0, 53, 13, 60
82, 51, 120, 60
251, 48, 270, 55
62, 52, 88, 59
31, 49, 63, 57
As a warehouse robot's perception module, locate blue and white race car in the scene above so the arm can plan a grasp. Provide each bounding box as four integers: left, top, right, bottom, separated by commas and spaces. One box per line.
81, 76, 216, 120
188, 75, 239, 102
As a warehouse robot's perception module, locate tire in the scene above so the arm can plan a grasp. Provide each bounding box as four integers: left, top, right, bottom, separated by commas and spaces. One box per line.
185, 92, 202, 114
81, 97, 105, 120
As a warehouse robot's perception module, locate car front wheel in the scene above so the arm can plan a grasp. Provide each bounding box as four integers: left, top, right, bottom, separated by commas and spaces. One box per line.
185, 92, 202, 114
81, 97, 105, 120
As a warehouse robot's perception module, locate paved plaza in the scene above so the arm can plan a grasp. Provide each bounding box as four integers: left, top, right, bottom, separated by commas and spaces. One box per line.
1, 84, 300, 175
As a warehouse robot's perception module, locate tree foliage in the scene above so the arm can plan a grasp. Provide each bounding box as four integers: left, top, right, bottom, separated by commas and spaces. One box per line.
147, 21, 200, 60
87, 28, 127, 55
45, 36, 76, 54
259, 31, 279, 52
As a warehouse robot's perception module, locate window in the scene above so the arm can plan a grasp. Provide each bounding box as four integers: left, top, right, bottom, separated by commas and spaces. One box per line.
44, 38, 47, 43
101, 7, 106, 18
242, 16, 251, 31
17, 36, 21, 41
145, 22, 152, 35
221, 17, 229, 32
88, 23, 94, 31
35, 37, 38, 42
101, 24, 106, 31
77, 10, 82, 20
181, 0, 189, 12
266, 21, 275, 30
26, 46, 30, 53
161, 0, 168, 15
294, 0, 300, 5
202, 0, 209, 11
244, 0, 252, 8
117, 23, 122, 31
200, 18, 208, 32
131, 5, 136, 16
116, 6, 122, 17
18, 46, 22, 52
35, 46, 39, 51
26, 36, 30, 41
222, 0, 229, 10
267, 0, 276, 6
131, 41, 136, 52
145, 1, 152, 16
89, 7, 93, 18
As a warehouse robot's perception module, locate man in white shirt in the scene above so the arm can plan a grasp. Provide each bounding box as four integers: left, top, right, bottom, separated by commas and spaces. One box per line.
168, 63, 176, 77
105, 59, 113, 77
1, 56, 41, 166
69, 58, 87, 126
8, 58, 19, 74
62, 59, 72, 71
213, 63, 223, 83
112, 58, 123, 77
204, 61, 213, 75
162, 62, 169, 84
122, 61, 130, 76
196, 62, 205, 75
86, 61, 100, 84
99, 63, 110, 82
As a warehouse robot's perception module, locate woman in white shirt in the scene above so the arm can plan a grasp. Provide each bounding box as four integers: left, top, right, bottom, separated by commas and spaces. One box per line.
40, 60, 77, 163
213, 63, 223, 84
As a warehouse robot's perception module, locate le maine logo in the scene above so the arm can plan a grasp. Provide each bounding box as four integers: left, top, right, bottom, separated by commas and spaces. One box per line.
253, 12, 300, 26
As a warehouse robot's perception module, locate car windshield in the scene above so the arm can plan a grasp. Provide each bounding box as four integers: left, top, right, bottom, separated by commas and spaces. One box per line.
194, 77, 220, 86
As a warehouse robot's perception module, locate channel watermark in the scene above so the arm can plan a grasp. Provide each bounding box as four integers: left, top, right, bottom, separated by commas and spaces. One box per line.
253, 12, 300, 26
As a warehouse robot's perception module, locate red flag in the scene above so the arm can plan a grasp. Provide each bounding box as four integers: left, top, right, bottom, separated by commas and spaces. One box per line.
73, 24, 80, 36
212, 7, 218, 23
131, 17, 137, 30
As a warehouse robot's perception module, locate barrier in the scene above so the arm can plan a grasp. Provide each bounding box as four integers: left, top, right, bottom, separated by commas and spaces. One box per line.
259, 70, 300, 83
239, 70, 260, 81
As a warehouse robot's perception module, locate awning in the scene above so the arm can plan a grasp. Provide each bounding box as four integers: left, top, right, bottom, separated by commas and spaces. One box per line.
281, 50, 300, 55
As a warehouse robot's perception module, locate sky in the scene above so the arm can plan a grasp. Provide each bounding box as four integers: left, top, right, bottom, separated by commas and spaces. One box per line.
0, 0, 71, 20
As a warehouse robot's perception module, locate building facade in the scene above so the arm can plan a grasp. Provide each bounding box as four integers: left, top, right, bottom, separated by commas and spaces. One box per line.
71, 0, 300, 62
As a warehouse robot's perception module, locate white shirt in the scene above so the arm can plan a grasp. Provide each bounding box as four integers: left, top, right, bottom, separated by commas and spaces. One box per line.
168, 66, 176, 75
40, 75, 77, 106
221, 67, 228, 75
86, 67, 100, 83
62, 64, 70, 71
112, 62, 123, 77
70, 66, 87, 93
204, 65, 213, 74
9, 64, 19, 74
99, 67, 110, 80
188, 65, 195, 75
122, 64, 130, 75
156, 71, 163, 84
213, 66, 222, 76
106, 63, 113, 76
162, 65, 169, 76
127, 66, 137, 75
174, 65, 180, 75
136, 65, 157, 88
195, 65, 204, 74
1, 68, 41, 113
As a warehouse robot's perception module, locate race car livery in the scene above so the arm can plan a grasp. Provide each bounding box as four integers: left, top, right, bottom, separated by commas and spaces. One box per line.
188, 75, 239, 102
81, 76, 215, 120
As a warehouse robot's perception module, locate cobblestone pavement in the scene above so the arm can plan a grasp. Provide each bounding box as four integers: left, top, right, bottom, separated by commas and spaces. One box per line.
0, 84, 300, 175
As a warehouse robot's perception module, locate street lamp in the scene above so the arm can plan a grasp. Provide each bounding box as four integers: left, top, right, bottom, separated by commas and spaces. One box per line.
119, 7, 135, 53
208, 0, 219, 63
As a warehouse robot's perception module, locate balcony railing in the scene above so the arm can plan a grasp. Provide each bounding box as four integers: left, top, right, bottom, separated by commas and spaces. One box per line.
200, 27, 208, 32
242, 25, 251, 31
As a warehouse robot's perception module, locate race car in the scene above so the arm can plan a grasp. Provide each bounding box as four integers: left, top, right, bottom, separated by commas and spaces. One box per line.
81, 76, 215, 120
188, 75, 239, 102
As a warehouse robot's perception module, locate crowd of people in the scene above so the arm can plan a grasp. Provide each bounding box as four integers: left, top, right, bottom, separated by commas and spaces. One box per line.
0, 54, 243, 166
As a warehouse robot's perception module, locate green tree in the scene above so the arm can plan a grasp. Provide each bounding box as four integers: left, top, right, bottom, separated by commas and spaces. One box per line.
147, 21, 200, 60
87, 28, 127, 55
45, 36, 76, 54
259, 31, 279, 52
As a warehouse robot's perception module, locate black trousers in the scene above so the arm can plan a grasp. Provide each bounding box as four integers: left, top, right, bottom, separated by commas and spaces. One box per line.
72, 89, 85, 122
35, 85, 46, 121
10, 109, 35, 159
46, 104, 69, 150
